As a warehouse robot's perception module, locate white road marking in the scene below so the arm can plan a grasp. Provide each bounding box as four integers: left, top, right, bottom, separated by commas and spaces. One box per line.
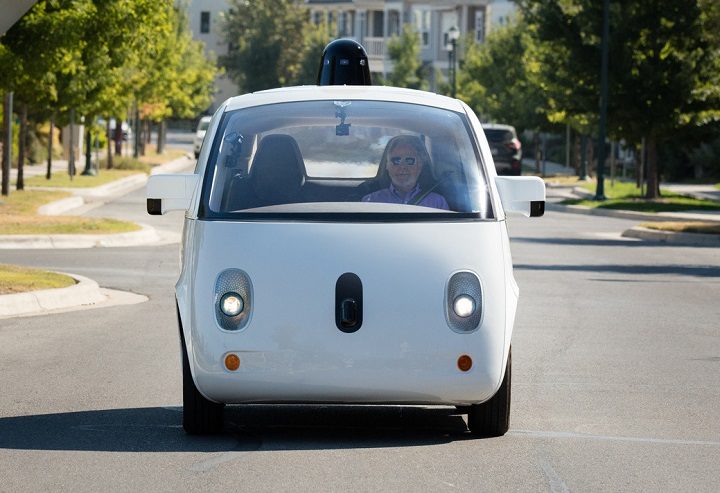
510, 430, 720, 446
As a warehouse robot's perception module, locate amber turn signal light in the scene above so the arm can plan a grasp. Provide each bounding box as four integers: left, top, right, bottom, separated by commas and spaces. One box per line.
224, 353, 240, 371
457, 354, 472, 372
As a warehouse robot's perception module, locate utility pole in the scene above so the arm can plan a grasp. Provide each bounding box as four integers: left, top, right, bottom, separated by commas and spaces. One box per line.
594, 0, 610, 200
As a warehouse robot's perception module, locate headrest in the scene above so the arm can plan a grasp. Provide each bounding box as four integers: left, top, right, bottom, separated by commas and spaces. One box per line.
251, 134, 306, 204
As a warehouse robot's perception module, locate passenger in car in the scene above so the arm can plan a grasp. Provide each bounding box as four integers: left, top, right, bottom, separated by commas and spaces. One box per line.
362, 135, 449, 210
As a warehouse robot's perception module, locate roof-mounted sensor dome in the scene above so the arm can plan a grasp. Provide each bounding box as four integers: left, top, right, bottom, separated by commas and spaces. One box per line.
317, 39, 372, 86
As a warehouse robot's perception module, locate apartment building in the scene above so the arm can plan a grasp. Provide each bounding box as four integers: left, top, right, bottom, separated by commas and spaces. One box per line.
306, 0, 514, 89
186, 0, 236, 112
187, 1, 515, 109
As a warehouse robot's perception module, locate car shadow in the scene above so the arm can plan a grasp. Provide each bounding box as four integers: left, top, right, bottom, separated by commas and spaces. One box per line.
511, 236, 710, 248
0, 405, 474, 452
514, 263, 720, 278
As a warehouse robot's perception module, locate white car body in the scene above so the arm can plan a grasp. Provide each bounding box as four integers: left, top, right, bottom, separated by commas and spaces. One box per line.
147, 85, 545, 436
193, 116, 212, 158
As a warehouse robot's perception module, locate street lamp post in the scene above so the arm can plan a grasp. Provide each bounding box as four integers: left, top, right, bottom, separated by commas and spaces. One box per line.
446, 26, 460, 99
594, 0, 610, 200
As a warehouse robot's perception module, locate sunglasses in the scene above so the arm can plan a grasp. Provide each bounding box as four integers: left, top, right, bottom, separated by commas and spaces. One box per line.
389, 156, 417, 166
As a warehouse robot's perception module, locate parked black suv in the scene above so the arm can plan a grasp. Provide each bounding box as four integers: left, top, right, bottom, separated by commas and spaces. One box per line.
482, 123, 522, 176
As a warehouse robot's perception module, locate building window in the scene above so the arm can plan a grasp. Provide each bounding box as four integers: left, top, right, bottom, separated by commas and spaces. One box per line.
338, 11, 348, 37
413, 9, 431, 47
475, 10, 486, 43
200, 11, 210, 34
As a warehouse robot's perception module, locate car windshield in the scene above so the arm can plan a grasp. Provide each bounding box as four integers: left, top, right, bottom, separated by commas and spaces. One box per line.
198, 119, 210, 132
200, 100, 494, 220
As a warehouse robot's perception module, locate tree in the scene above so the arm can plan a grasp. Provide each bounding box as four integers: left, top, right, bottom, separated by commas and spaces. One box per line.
221, 0, 308, 93
385, 24, 428, 90
520, 0, 720, 198
291, 17, 334, 86
0, 0, 181, 174
457, 19, 550, 133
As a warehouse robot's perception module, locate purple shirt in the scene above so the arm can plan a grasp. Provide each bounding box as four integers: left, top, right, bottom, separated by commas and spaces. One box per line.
362, 184, 449, 210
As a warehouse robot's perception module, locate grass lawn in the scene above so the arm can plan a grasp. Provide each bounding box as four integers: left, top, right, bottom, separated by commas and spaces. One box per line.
561, 180, 720, 213
0, 189, 140, 235
25, 169, 140, 188
639, 221, 720, 235
0, 263, 75, 295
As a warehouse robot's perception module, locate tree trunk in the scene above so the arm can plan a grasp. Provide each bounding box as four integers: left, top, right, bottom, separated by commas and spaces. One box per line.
573, 132, 581, 175
533, 131, 540, 173
106, 117, 113, 170
16, 103, 27, 191
113, 118, 122, 158
1, 91, 12, 196
645, 135, 660, 199
83, 122, 93, 175
140, 119, 146, 156
46, 114, 54, 179
157, 120, 165, 154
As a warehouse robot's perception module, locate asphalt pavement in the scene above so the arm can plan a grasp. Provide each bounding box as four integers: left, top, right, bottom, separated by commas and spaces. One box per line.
0, 152, 194, 319
1, 196, 718, 491
1, 156, 718, 319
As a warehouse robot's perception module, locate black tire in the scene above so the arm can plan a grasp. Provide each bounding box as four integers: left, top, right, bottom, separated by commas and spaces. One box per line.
177, 306, 224, 434
467, 348, 511, 437
182, 342, 224, 434
194, 151, 200, 159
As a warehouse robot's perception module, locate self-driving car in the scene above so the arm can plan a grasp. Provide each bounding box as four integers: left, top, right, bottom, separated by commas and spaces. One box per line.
147, 85, 545, 437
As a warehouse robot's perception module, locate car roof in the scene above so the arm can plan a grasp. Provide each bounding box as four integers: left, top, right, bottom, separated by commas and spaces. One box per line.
222, 85, 465, 113
481, 123, 516, 131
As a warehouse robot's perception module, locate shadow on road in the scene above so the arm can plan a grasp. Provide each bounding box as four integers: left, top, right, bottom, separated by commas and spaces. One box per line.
515, 263, 720, 278
0, 405, 473, 452
511, 236, 718, 248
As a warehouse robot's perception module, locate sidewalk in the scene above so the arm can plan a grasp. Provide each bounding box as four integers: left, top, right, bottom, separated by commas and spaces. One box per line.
522, 157, 575, 176
0, 154, 194, 249
545, 181, 720, 246
0, 153, 192, 319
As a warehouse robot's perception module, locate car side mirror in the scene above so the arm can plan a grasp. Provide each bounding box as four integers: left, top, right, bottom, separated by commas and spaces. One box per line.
146, 174, 200, 215
494, 176, 546, 217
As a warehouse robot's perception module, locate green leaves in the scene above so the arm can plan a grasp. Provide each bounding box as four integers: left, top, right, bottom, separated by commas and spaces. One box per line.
221, 0, 309, 93
385, 24, 428, 90
0, 0, 219, 123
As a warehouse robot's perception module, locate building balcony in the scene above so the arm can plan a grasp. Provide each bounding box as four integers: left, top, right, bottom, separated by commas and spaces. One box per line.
364, 36, 386, 59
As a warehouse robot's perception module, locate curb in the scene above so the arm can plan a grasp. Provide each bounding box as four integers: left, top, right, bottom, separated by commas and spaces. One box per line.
37, 195, 85, 215
0, 155, 193, 249
546, 202, 720, 223
0, 272, 106, 318
0, 223, 161, 249
621, 226, 720, 247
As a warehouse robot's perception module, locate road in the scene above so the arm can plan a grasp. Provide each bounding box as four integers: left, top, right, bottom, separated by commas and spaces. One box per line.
1, 186, 719, 491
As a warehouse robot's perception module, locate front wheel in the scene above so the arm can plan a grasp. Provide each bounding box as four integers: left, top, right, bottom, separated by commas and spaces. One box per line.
467, 348, 511, 437
181, 336, 224, 434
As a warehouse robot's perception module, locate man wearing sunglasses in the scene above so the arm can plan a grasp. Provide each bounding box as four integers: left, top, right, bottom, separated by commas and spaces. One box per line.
362, 135, 449, 210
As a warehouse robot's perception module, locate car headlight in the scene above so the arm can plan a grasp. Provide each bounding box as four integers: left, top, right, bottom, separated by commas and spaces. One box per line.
220, 292, 244, 317
215, 269, 253, 331
446, 271, 483, 333
453, 294, 476, 318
